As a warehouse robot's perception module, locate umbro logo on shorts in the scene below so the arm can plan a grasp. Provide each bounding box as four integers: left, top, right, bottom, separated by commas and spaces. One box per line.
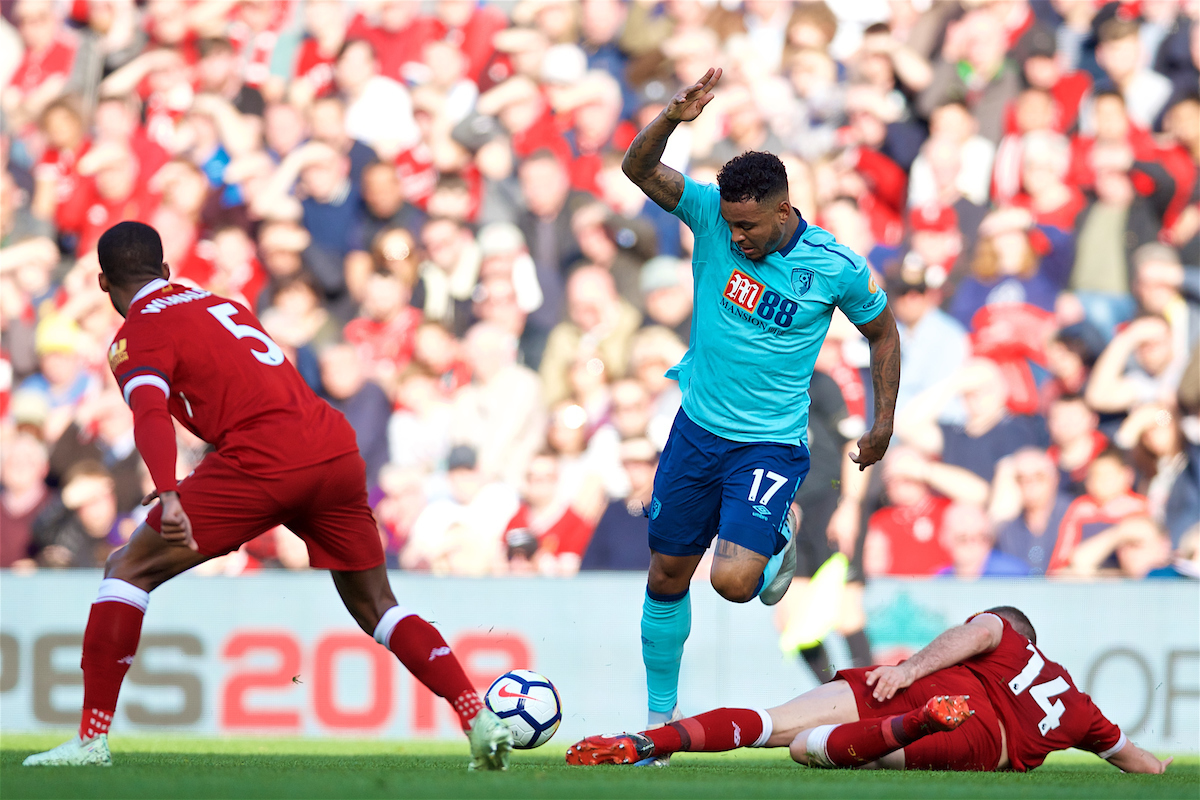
752, 505, 771, 520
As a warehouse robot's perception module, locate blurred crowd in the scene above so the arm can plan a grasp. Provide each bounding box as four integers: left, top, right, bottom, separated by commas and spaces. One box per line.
1, 0, 1196, 581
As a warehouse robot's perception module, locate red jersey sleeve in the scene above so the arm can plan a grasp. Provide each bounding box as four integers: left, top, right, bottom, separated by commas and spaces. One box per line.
110, 322, 179, 493
1075, 695, 1125, 758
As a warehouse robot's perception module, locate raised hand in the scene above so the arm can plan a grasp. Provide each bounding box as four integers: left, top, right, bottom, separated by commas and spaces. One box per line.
664, 68, 723, 123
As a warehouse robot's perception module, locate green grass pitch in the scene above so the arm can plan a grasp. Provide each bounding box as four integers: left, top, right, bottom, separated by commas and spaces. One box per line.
2, 734, 1197, 800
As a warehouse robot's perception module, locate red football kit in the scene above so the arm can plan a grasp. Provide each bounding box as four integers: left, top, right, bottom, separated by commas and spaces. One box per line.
836, 613, 1124, 771
962, 613, 1125, 771
109, 279, 382, 570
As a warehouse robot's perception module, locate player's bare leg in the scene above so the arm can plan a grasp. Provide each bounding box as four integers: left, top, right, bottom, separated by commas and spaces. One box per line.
567, 678, 861, 765
24, 523, 212, 766
330, 565, 513, 770
709, 539, 769, 602
791, 695, 974, 769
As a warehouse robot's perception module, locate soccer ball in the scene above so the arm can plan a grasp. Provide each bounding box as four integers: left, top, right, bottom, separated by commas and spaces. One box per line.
483, 669, 562, 749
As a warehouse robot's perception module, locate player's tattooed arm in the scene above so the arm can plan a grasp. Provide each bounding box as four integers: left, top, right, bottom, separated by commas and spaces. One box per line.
851, 304, 901, 471
622, 68, 722, 211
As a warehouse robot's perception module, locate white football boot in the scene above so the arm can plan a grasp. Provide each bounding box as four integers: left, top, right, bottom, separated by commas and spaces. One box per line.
23, 734, 112, 766
759, 506, 799, 606
467, 708, 514, 771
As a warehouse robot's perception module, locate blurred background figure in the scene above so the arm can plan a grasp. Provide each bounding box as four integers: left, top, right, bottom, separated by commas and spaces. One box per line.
579, 437, 656, 572
0, 0, 1192, 585
936, 503, 1031, 579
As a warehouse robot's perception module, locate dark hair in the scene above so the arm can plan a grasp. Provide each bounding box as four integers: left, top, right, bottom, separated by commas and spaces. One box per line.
1094, 445, 1132, 469
337, 37, 376, 63
97, 222, 165, 287
985, 606, 1037, 644
1098, 18, 1139, 44
198, 37, 235, 58
716, 151, 789, 205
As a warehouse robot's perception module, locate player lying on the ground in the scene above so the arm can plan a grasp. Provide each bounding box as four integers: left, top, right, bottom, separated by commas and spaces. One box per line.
567, 606, 1170, 774
23, 222, 512, 771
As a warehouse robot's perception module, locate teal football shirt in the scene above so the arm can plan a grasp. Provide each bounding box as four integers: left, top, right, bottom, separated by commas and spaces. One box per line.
667, 176, 887, 446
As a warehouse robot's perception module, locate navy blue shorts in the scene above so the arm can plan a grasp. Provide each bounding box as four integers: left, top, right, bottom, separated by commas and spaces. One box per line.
648, 409, 811, 558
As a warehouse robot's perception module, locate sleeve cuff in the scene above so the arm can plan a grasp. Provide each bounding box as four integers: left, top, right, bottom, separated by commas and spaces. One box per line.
1098, 731, 1128, 760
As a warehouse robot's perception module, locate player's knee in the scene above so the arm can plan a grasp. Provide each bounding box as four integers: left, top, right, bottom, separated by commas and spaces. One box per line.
789, 733, 811, 765
710, 570, 757, 603
647, 556, 693, 595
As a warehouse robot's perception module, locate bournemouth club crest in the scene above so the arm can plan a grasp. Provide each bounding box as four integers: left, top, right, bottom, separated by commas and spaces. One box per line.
791, 268, 814, 297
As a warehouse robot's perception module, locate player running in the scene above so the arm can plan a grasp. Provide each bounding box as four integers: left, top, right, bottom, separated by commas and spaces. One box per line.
23, 222, 513, 771
566, 606, 1171, 775
621, 66, 901, 749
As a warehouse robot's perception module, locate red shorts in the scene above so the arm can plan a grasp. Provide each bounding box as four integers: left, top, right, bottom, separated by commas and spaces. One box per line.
836, 666, 1003, 771
147, 451, 384, 571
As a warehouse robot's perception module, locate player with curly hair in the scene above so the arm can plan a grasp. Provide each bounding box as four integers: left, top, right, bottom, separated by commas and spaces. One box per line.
620, 68, 902, 761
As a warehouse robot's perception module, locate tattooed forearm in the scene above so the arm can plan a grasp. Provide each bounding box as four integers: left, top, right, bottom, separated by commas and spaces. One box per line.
858, 304, 901, 431
622, 111, 685, 211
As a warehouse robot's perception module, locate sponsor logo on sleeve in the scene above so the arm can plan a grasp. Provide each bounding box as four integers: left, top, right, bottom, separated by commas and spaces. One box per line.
868, 276, 878, 293
108, 339, 128, 370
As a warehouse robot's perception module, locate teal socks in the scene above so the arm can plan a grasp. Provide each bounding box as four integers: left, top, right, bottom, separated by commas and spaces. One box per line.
642, 588, 691, 719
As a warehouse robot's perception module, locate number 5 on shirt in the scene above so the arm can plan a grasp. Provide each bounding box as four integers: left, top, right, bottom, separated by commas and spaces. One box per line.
208, 303, 284, 366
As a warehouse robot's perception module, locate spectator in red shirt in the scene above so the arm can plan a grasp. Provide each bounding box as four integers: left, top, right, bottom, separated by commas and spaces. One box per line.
4, 0, 77, 131
347, 0, 440, 85
343, 269, 422, 387
863, 446, 971, 577
477, 75, 573, 166
1015, 24, 1091, 135
180, 225, 268, 312
92, 94, 171, 182
1012, 131, 1086, 233
32, 97, 90, 233
66, 142, 160, 255
289, 0, 347, 107
1049, 447, 1150, 573
555, 71, 635, 196
431, 0, 508, 87
505, 452, 595, 576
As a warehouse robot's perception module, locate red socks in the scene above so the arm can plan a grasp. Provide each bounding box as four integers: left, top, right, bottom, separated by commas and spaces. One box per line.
79, 595, 146, 740
820, 708, 936, 767
385, 613, 483, 731
643, 708, 766, 756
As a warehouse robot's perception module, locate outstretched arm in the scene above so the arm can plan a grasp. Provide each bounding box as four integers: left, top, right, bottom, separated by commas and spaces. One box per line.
865, 613, 1003, 701
1107, 741, 1172, 774
622, 68, 722, 211
851, 304, 901, 470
